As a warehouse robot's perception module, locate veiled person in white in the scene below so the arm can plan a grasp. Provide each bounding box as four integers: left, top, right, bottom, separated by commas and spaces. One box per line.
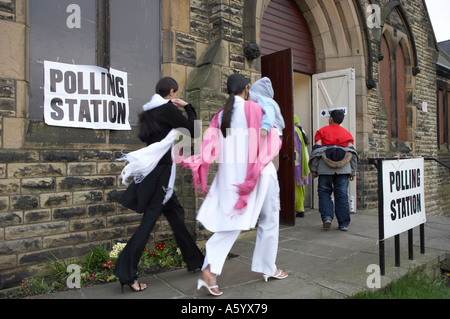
183, 74, 288, 296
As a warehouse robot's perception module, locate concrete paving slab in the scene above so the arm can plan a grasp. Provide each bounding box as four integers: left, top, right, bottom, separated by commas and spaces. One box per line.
24, 209, 448, 303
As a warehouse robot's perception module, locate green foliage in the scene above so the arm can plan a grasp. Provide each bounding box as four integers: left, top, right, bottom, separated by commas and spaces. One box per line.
83, 245, 110, 273
11, 277, 59, 298
10, 239, 192, 298
350, 270, 450, 299
139, 240, 187, 271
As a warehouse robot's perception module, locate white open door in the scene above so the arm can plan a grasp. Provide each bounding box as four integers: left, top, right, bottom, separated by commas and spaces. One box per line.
312, 68, 357, 212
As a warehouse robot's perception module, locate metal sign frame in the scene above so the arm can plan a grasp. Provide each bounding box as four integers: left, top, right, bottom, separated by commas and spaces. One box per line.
368, 158, 426, 276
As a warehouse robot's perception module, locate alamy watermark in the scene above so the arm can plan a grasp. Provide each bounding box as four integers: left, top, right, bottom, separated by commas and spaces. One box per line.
366, 264, 381, 289
366, 4, 381, 29
171, 124, 281, 167
64, 3, 381, 30
64, 3, 381, 31
66, 264, 81, 289
66, 4, 81, 29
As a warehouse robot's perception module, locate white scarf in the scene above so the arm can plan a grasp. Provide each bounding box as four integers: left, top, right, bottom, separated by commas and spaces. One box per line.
142, 94, 168, 111
118, 94, 178, 205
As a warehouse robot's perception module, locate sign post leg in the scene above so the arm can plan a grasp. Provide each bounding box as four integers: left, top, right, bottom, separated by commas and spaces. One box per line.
395, 235, 400, 267
420, 224, 425, 254
408, 229, 414, 260
379, 240, 385, 276
375, 158, 386, 276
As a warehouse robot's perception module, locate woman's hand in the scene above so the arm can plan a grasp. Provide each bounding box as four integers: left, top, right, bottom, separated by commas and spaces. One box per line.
260, 129, 268, 138
171, 98, 188, 108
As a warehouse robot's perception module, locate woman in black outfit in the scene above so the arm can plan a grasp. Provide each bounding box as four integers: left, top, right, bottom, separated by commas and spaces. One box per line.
114, 77, 204, 292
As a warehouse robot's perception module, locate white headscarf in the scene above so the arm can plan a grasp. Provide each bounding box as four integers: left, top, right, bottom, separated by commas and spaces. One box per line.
249, 77, 286, 133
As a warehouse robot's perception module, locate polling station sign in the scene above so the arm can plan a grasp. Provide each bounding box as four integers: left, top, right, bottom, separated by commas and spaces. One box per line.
381, 158, 426, 239
44, 61, 131, 130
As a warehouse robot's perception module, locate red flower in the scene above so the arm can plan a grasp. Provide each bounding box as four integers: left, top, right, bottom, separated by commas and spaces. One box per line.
155, 242, 166, 251
143, 246, 147, 252
103, 260, 114, 269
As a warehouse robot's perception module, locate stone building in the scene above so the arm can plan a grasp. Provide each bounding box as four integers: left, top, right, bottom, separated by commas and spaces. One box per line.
0, 0, 448, 289
436, 39, 450, 213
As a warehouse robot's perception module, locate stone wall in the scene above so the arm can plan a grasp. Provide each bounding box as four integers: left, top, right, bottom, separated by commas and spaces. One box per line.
357, 0, 445, 215
0, 0, 195, 289
183, 0, 260, 239
0, 0, 448, 290
436, 65, 450, 216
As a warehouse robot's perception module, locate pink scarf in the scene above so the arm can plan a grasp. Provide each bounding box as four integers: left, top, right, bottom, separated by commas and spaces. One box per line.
180, 100, 282, 215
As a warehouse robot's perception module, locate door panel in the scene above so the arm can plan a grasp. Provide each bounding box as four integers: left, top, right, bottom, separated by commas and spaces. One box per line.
312, 68, 357, 211
293, 72, 312, 208
262, 48, 295, 225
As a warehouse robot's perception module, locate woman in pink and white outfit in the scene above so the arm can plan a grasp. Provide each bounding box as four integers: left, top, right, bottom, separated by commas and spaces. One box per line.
182, 74, 288, 296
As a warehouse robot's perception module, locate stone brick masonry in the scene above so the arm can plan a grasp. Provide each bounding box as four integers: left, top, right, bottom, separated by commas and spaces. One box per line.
0, 0, 449, 290
0, 0, 195, 289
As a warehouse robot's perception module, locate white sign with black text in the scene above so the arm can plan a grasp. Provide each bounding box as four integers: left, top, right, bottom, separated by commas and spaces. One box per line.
382, 158, 426, 240
319, 107, 348, 118
44, 61, 131, 131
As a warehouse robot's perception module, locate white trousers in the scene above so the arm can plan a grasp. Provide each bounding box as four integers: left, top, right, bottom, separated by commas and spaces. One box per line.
202, 175, 280, 276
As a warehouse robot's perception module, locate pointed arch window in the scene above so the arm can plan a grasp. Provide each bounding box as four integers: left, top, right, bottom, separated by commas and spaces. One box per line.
438, 84, 449, 147
379, 8, 414, 144
380, 34, 407, 142
380, 35, 392, 139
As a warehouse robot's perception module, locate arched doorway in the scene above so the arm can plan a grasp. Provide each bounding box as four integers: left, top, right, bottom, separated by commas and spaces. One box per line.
260, 0, 316, 225
257, 0, 367, 225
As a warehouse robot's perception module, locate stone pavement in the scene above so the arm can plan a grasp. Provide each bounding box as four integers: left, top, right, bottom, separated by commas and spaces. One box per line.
30, 209, 449, 301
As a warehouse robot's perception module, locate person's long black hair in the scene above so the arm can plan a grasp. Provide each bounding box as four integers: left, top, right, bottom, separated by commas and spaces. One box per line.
221, 74, 249, 137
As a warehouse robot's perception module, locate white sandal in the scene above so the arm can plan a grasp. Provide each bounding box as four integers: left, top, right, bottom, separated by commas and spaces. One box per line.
263, 269, 288, 282
197, 279, 223, 296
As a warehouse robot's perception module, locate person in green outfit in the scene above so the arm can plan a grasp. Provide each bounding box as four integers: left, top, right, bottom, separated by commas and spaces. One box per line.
294, 115, 310, 218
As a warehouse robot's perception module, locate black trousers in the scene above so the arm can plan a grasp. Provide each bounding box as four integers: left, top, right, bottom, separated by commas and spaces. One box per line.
114, 164, 204, 283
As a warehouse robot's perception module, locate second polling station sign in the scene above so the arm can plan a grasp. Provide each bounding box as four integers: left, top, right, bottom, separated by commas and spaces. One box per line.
381, 158, 426, 239
44, 61, 131, 131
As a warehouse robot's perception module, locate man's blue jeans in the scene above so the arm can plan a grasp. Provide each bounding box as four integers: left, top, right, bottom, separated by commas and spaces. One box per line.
318, 174, 351, 228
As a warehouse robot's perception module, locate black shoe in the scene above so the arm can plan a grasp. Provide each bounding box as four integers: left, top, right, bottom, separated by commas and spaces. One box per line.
296, 211, 305, 218
120, 280, 147, 293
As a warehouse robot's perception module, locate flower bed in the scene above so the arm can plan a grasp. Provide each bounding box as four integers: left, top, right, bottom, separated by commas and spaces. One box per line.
8, 239, 195, 298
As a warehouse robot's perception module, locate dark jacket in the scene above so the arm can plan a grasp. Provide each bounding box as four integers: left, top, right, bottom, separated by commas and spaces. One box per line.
308, 144, 358, 176
120, 101, 198, 213
138, 101, 199, 163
